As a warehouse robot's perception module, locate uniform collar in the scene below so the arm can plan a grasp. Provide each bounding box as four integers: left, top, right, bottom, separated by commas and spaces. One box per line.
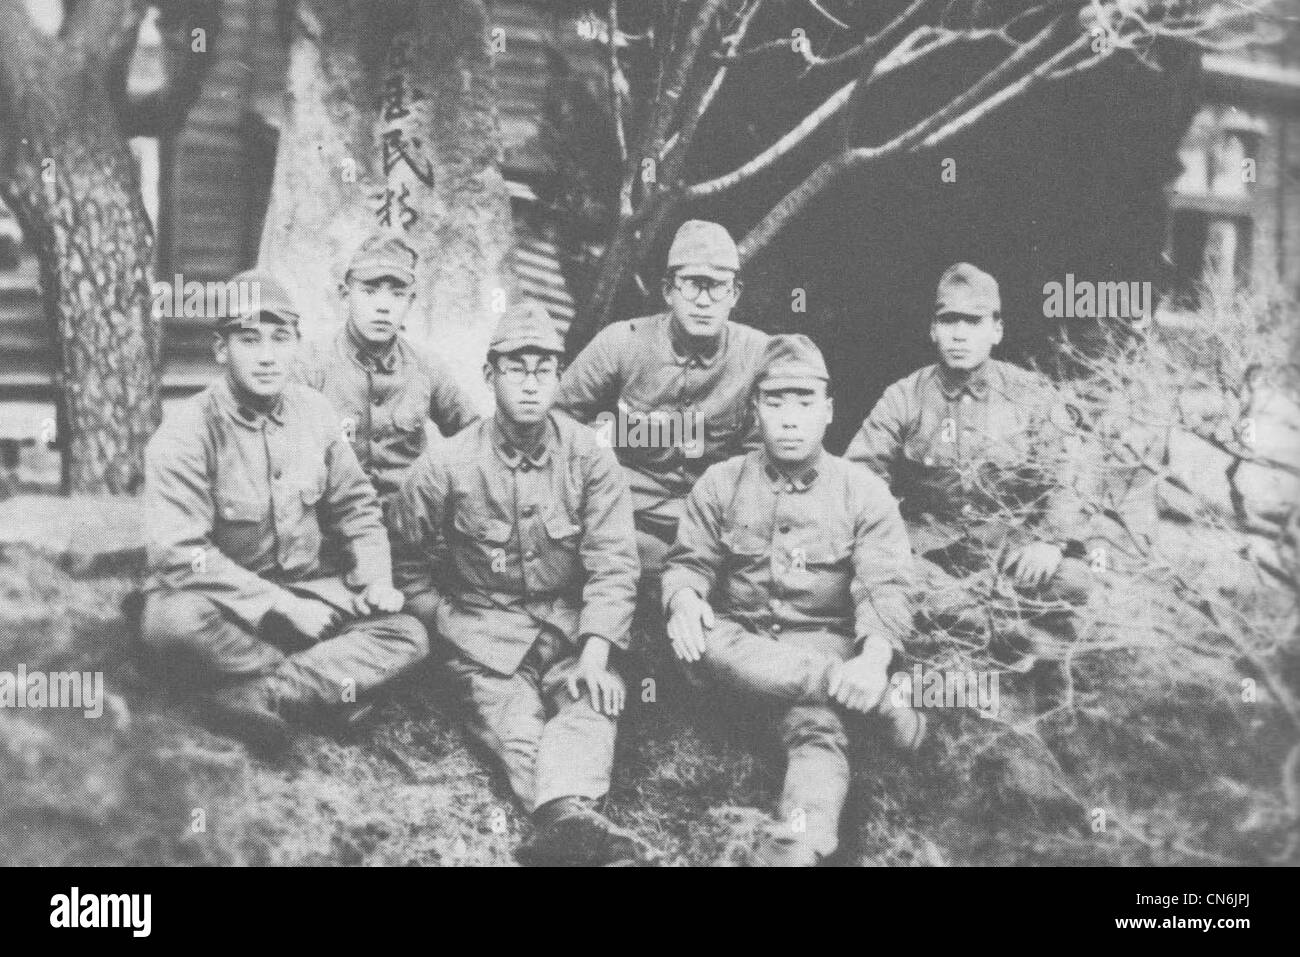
344, 322, 400, 374
216, 376, 285, 429
761, 448, 823, 493
491, 413, 554, 471
937, 362, 992, 401
666, 314, 727, 369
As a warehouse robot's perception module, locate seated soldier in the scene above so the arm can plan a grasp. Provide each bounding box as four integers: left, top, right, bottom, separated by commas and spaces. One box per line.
139, 271, 429, 753
292, 232, 480, 516
554, 220, 769, 589
663, 334, 921, 867
391, 301, 659, 866
847, 263, 1092, 664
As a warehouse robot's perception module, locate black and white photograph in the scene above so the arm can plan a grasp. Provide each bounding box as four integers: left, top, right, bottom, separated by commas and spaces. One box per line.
0, 0, 1296, 891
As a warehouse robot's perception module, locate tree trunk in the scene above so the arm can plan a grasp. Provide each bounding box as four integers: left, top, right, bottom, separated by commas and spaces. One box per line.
258, 0, 515, 409
0, 18, 161, 495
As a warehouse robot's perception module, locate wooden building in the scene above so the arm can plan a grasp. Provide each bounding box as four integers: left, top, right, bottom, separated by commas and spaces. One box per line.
0, 0, 602, 440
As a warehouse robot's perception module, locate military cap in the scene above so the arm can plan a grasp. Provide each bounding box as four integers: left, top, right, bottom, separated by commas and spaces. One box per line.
346, 233, 418, 285
934, 262, 1001, 318
489, 300, 565, 356
216, 270, 300, 331
755, 333, 829, 392
666, 219, 739, 275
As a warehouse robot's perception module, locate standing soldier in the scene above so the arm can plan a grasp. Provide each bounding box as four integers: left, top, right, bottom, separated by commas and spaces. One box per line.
555, 220, 769, 582
663, 334, 920, 867
139, 271, 429, 753
392, 301, 658, 866
294, 233, 480, 513
846, 263, 1091, 662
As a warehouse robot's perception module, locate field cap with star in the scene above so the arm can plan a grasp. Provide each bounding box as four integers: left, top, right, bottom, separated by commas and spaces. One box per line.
346, 233, 418, 286
216, 270, 300, 331
934, 262, 1001, 318
489, 300, 565, 356
755, 334, 829, 392
666, 219, 739, 278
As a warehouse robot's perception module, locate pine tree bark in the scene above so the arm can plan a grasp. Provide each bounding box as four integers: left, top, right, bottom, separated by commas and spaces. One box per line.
0, 1, 161, 494
259, 0, 515, 409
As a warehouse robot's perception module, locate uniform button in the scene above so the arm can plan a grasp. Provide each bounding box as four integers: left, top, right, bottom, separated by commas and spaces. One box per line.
273, 469, 282, 480
923, 456, 934, 467
961, 503, 973, 516
778, 524, 790, 534
771, 622, 782, 634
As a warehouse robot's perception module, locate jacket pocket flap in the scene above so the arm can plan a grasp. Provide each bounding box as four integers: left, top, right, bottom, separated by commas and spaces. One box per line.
721, 522, 768, 556
454, 510, 513, 545
543, 511, 581, 540
219, 496, 264, 522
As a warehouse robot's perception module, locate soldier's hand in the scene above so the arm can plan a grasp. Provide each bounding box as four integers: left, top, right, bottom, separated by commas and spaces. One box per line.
666, 589, 715, 663
275, 593, 340, 642
828, 652, 889, 714
568, 637, 624, 717
354, 582, 405, 616
1003, 542, 1063, 589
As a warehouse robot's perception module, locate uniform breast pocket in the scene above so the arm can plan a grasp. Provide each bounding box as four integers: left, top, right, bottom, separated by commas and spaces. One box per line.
453, 509, 514, 572
721, 521, 769, 561
779, 534, 852, 596
213, 493, 267, 558
391, 403, 425, 435
543, 509, 582, 545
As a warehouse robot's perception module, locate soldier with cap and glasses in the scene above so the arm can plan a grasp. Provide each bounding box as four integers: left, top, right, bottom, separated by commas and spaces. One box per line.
293, 233, 480, 516
555, 220, 769, 586
391, 300, 659, 866
663, 334, 922, 867
138, 271, 429, 753
846, 263, 1092, 665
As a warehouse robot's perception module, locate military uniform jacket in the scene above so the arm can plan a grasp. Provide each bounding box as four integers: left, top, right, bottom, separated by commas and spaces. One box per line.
293, 328, 480, 501
391, 413, 639, 675
662, 449, 914, 652
846, 360, 1078, 554
143, 378, 392, 630
554, 313, 769, 504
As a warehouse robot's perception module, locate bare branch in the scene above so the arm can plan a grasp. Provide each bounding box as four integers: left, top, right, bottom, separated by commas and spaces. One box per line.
661, 0, 769, 165
804, 0, 851, 31
739, 14, 1070, 263
684, 79, 855, 199
609, 1, 630, 180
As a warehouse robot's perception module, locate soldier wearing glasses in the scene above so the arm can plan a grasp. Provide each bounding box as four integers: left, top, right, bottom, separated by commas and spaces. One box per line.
555, 220, 769, 584
392, 301, 656, 866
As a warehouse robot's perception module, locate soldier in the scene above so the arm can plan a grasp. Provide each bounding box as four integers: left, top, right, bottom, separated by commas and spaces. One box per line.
139, 271, 429, 753
662, 334, 920, 867
846, 262, 1091, 662
293, 233, 480, 513
555, 220, 769, 581
391, 301, 658, 866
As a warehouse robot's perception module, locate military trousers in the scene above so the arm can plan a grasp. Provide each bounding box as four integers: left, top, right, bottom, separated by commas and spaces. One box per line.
440, 626, 623, 813
913, 536, 1093, 657
139, 587, 429, 715
687, 619, 855, 860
